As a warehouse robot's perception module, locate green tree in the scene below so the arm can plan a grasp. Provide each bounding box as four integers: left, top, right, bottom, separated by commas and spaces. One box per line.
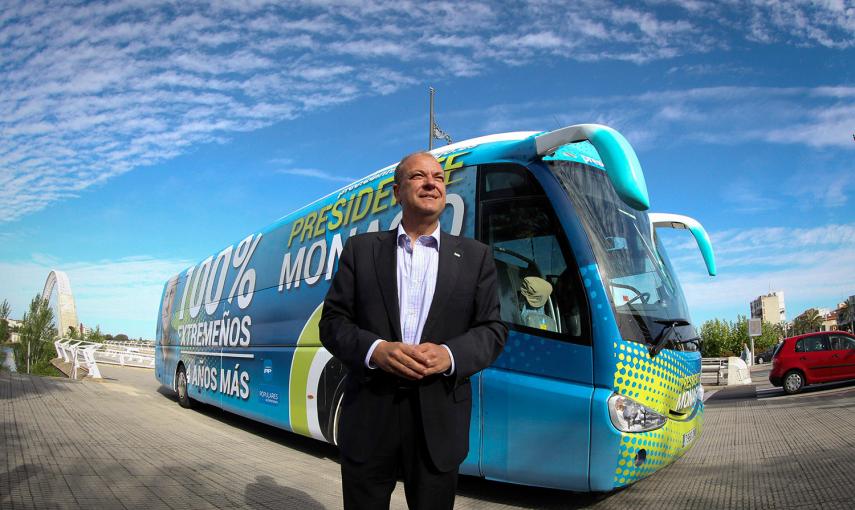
793, 308, 823, 335
86, 325, 104, 342
756, 321, 783, 351
699, 316, 785, 358
0, 299, 10, 343
728, 315, 749, 357
114, 333, 129, 342
14, 294, 58, 374
699, 318, 731, 357
66, 325, 80, 340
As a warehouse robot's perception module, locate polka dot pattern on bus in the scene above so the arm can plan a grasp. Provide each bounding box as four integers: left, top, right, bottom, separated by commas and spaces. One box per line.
611, 338, 702, 487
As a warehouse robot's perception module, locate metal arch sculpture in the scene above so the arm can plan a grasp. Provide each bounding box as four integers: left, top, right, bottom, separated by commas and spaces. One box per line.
42, 270, 79, 337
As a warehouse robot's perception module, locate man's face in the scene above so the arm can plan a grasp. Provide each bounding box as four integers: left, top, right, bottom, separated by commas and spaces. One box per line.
393, 154, 446, 220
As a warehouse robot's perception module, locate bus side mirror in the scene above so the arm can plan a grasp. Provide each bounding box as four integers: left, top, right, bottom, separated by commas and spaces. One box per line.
534, 124, 650, 211
649, 213, 717, 276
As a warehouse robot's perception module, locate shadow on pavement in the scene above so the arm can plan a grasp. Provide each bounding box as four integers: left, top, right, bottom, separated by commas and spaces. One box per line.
1, 413, 326, 509
0, 370, 73, 400
245, 474, 325, 509
155, 386, 340, 462
153, 383, 621, 508
761, 379, 855, 398
705, 384, 757, 402
456, 476, 614, 509
709, 379, 855, 406
0, 464, 41, 501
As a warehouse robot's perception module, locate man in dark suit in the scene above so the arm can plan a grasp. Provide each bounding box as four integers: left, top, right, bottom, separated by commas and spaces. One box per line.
319, 151, 507, 510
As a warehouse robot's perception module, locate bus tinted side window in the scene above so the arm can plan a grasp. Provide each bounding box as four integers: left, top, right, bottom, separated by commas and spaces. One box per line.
478, 164, 589, 344
482, 164, 544, 198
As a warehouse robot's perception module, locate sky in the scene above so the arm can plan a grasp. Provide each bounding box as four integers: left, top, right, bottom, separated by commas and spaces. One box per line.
1, 0, 853, 339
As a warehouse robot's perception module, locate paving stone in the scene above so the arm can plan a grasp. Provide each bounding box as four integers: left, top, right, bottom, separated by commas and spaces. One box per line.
2, 368, 855, 509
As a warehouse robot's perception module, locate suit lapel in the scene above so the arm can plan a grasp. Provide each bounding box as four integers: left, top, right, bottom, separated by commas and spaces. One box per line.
374, 230, 403, 342
422, 231, 461, 341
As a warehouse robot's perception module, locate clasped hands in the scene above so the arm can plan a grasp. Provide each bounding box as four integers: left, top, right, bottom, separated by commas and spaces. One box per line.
370, 341, 450, 380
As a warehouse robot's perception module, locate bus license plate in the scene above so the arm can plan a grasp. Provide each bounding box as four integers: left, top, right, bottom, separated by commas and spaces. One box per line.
682, 429, 696, 447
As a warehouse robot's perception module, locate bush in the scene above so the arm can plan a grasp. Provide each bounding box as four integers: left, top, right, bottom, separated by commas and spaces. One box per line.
700, 315, 783, 358
11, 342, 62, 376
15, 294, 59, 376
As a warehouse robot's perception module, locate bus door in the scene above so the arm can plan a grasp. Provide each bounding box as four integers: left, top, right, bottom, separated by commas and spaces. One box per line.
476, 163, 593, 489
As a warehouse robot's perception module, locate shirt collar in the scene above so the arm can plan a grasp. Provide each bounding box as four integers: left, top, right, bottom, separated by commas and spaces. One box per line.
397, 222, 441, 249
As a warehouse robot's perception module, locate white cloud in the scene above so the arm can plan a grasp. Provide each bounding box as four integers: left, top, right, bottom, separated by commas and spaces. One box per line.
721, 179, 785, 214
679, 254, 855, 312
784, 169, 852, 208
461, 85, 855, 162
335, 39, 412, 59
738, 0, 855, 49
661, 223, 855, 321
709, 224, 855, 256
276, 167, 355, 182
1, 0, 854, 223
0, 255, 192, 338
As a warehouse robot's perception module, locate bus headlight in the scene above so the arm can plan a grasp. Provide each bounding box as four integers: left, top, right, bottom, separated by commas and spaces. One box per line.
608, 393, 666, 432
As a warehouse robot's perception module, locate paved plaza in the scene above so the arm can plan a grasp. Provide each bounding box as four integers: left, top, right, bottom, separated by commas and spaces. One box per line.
1, 364, 854, 509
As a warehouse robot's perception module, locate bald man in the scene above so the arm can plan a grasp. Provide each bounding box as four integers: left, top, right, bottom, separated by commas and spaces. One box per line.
320, 151, 507, 509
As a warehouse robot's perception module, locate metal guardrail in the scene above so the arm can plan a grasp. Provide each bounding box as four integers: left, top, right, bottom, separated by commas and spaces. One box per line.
54, 339, 103, 379
94, 347, 155, 368
95, 340, 154, 368
54, 338, 156, 377
701, 357, 728, 386
103, 340, 154, 350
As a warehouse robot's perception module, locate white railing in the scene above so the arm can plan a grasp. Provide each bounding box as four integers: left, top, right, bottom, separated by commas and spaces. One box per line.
94, 346, 155, 368
54, 339, 103, 379
103, 340, 155, 351
701, 357, 727, 386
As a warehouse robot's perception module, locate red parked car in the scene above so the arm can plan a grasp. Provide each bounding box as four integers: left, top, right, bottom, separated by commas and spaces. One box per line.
769, 331, 855, 394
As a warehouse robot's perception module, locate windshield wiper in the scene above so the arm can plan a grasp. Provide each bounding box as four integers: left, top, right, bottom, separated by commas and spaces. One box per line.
622, 302, 653, 343
671, 336, 700, 345
649, 319, 691, 358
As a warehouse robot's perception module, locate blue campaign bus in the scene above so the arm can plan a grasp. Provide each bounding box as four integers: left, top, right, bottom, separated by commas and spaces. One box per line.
155, 123, 716, 492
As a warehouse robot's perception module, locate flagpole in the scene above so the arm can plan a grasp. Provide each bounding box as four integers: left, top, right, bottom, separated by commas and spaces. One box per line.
428, 86, 435, 151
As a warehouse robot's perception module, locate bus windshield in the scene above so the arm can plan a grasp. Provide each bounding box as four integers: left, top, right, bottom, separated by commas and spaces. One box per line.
548, 159, 698, 350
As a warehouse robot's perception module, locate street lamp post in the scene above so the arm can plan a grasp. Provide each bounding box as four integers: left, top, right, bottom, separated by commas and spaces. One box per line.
428, 87, 435, 150
427, 86, 452, 150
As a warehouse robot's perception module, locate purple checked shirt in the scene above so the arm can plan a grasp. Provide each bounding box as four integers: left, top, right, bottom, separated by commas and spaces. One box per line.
364, 223, 455, 374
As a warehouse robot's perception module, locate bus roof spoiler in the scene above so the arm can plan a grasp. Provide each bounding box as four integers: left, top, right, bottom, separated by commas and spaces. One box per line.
534, 124, 650, 211
649, 213, 717, 276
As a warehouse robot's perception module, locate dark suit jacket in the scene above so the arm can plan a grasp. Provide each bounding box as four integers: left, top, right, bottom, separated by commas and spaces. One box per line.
319, 229, 507, 472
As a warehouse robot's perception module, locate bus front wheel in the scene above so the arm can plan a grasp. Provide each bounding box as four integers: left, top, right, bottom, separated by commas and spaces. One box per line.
176, 364, 193, 409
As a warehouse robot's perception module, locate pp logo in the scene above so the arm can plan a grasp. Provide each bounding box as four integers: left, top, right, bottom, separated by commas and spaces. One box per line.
263, 359, 273, 382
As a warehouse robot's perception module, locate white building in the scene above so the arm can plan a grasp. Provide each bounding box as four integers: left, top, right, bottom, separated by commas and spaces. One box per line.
837, 296, 855, 333
4, 318, 22, 343
750, 291, 786, 324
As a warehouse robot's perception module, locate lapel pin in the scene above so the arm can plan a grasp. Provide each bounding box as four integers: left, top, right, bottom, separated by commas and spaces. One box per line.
454, 252, 461, 258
